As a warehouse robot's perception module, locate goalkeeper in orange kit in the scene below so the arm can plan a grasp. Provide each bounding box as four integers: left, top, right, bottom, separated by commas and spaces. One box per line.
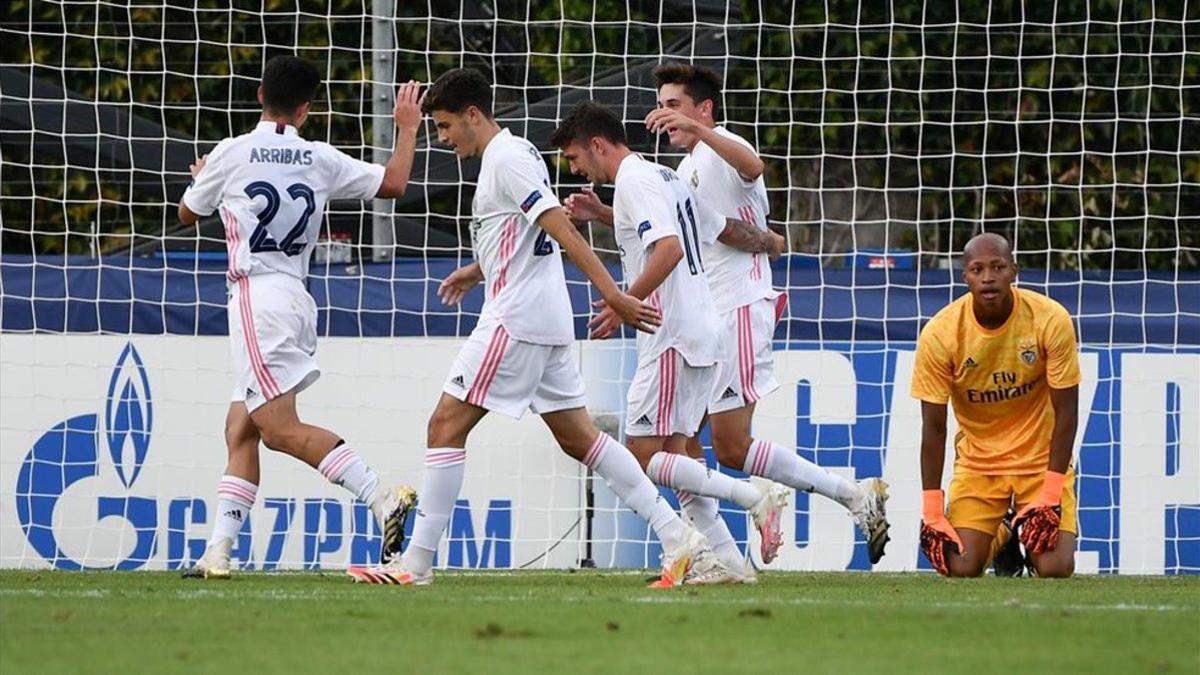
912, 233, 1080, 578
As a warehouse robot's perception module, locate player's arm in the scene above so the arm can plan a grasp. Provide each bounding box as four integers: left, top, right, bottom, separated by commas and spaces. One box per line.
1013, 307, 1082, 553
645, 109, 764, 181
919, 401, 949, 492
1047, 385, 1078, 475
625, 236, 681, 301
912, 329, 966, 574
717, 217, 786, 260
375, 80, 423, 199
1012, 383, 1078, 554
178, 154, 207, 224
178, 149, 220, 225
536, 208, 660, 334
588, 234, 682, 339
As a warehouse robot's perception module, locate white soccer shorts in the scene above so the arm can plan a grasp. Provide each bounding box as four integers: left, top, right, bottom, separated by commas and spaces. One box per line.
228, 274, 320, 413
625, 348, 720, 438
708, 294, 788, 414
442, 322, 587, 419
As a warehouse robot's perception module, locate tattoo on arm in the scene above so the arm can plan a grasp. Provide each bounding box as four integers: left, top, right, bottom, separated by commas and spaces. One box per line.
718, 218, 773, 253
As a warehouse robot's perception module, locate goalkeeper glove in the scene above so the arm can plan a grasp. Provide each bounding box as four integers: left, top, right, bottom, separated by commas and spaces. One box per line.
1012, 470, 1066, 555
920, 489, 965, 576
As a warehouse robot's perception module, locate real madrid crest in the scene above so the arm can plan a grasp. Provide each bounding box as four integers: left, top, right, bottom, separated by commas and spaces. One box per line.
690, 169, 700, 189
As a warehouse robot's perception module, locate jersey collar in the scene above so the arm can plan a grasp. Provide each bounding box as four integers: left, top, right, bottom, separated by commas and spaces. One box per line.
614, 153, 640, 181
480, 128, 512, 162
254, 120, 299, 136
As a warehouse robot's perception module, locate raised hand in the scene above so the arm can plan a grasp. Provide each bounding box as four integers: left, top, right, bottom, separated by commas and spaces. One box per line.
644, 107, 701, 136
394, 80, 425, 132
189, 155, 207, 179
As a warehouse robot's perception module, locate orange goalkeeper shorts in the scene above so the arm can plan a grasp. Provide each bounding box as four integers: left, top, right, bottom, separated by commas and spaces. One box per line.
947, 467, 1078, 536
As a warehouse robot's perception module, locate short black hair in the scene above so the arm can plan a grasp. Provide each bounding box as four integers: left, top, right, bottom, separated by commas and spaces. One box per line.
260, 55, 321, 113
549, 101, 627, 149
653, 61, 722, 118
422, 68, 493, 117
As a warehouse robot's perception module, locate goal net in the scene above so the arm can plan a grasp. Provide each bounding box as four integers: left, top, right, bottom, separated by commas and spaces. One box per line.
1, 1, 1196, 574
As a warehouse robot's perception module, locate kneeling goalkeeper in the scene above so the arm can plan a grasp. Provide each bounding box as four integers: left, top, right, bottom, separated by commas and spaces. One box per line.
912, 233, 1079, 578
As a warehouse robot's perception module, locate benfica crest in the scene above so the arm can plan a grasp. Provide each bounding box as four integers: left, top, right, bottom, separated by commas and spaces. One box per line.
1019, 342, 1037, 365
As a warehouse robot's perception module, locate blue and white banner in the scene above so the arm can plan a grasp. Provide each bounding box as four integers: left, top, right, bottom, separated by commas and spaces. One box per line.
1, 335, 1195, 573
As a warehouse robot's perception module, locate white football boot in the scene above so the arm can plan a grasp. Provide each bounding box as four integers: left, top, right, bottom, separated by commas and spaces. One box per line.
850, 478, 891, 564
181, 537, 232, 580
749, 483, 791, 564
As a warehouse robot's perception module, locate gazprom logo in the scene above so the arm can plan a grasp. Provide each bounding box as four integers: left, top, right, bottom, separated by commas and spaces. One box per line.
11, 340, 513, 571
15, 341, 157, 569
106, 342, 152, 488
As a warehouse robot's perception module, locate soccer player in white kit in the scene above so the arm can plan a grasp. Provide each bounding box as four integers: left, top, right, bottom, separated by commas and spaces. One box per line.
552, 101, 793, 583
570, 63, 892, 572
346, 68, 713, 588
176, 56, 419, 578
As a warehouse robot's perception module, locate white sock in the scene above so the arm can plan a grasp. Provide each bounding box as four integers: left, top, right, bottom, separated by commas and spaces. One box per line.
402, 447, 466, 574
743, 440, 859, 507
317, 442, 379, 503
210, 475, 256, 545
677, 490, 743, 572
582, 433, 686, 551
647, 451, 761, 510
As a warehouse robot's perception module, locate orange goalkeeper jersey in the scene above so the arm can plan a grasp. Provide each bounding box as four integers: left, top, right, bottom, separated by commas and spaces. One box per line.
911, 286, 1081, 475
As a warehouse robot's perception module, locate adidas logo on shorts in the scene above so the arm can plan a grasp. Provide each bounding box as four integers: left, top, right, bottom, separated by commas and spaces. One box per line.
451, 375, 465, 388
634, 414, 653, 427
720, 387, 739, 400
245, 387, 257, 399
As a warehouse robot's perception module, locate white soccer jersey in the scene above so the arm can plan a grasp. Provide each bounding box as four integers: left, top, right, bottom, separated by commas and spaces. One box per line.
182, 120, 385, 283
676, 126, 776, 314
470, 128, 573, 346
612, 154, 723, 367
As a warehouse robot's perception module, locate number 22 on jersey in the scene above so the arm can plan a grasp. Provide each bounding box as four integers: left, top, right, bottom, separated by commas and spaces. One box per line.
244, 180, 317, 256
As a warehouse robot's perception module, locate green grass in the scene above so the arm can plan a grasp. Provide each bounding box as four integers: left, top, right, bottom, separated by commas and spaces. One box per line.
1, 570, 1197, 674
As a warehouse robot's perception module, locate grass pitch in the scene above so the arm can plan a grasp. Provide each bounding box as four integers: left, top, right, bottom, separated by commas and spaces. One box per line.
1, 570, 1196, 674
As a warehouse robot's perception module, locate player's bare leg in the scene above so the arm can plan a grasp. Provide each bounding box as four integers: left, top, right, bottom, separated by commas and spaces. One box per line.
351, 394, 488, 585
541, 408, 711, 586
251, 391, 415, 562
702, 402, 891, 563
184, 403, 261, 579
1026, 532, 1076, 578
943, 527, 995, 577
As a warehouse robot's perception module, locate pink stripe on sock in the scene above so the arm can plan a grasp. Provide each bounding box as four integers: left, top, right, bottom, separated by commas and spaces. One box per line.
582, 434, 607, 469
217, 484, 256, 505
426, 450, 466, 467
320, 447, 355, 480
755, 441, 772, 476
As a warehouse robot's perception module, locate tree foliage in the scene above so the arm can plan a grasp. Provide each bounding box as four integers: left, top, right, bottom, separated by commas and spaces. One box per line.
1, 0, 1194, 269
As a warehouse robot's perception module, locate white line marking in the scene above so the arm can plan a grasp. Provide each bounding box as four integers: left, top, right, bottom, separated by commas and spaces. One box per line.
0, 587, 1192, 612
